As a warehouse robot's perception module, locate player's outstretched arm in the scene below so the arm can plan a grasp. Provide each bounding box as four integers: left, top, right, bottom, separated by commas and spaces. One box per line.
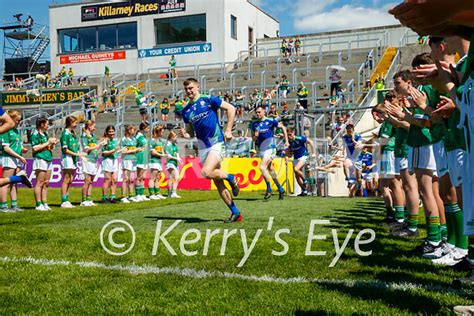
0, 112, 15, 134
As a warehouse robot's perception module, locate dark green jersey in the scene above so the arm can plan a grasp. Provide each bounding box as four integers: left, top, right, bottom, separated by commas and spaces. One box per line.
423, 85, 445, 143
60, 129, 79, 163
102, 138, 118, 160
81, 132, 99, 163
149, 138, 165, 163
394, 127, 409, 158
165, 141, 179, 166
31, 130, 53, 162
1, 128, 23, 157
378, 121, 395, 152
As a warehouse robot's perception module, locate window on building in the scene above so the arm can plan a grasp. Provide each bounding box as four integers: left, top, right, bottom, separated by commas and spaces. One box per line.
155, 14, 206, 46
231, 15, 237, 40
59, 29, 79, 53
98, 25, 117, 51
58, 22, 137, 54
78, 27, 97, 52
117, 23, 137, 48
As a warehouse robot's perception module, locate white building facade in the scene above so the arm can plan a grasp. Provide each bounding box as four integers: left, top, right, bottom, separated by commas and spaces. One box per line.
49, 0, 279, 76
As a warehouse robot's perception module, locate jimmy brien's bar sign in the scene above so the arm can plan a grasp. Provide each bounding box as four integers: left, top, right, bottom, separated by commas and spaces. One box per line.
81, 0, 186, 21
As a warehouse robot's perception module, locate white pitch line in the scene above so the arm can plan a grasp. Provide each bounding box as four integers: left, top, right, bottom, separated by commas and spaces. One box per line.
0, 256, 470, 296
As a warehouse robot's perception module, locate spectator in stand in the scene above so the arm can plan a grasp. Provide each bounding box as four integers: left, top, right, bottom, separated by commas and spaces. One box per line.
287, 38, 294, 63
169, 55, 177, 79
268, 104, 279, 119
281, 39, 288, 58
67, 68, 74, 86
279, 75, 290, 99
294, 36, 302, 62
160, 97, 170, 122
83, 94, 95, 121
297, 82, 309, 111
109, 81, 118, 112
148, 95, 158, 116
102, 89, 109, 112
234, 91, 245, 119
280, 102, 291, 127
173, 95, 185, 124
261, 89, 272, 112
329, 68, 342, 97
375, 75, 385, 89
331, 116, 345, 139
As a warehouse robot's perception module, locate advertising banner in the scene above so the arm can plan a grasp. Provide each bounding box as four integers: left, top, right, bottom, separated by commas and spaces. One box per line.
138, 43, 212, 58
1, 89, 89, 106
60, 51, 126, 65
81, 0, 163, 22
158, 0, 186, 13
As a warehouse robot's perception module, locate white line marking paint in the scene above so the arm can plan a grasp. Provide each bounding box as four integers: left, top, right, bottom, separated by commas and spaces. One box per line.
0, 256, 469, 295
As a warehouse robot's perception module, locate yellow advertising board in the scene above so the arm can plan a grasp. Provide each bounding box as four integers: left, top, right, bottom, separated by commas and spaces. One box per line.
211, 158, 294, 192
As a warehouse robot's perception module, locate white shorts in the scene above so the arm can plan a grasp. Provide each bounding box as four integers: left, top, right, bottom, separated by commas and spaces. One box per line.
200, 143, 225, 163
378, 151, 398, 178
293, 155, 309, 167
137, 164, 148, 170
433, 140, 448, 177
61, 156, 77, 170
122, 160, 137, 172
82, 160, 98, 176
258, 148, 276, 160
346, 157, 362, 171
408, 145, 436, 172
362, 172, 377, 181
1, 156, 23, 169
166, 163, 179, 173
149, 162, 163, 171
447, 149, 465, 187
102, 159, 118, 173
33, 159, 53, 171
395, 157, 408, 173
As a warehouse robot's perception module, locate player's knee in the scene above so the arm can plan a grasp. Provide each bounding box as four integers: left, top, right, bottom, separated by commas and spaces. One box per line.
43, 180, 50, 188
201, 168, 211, 179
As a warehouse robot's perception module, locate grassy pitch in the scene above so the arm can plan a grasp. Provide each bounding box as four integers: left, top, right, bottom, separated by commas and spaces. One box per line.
1, 188, 472, 314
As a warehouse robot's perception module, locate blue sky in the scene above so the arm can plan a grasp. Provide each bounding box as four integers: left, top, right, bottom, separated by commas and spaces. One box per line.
0, 0, 400, 73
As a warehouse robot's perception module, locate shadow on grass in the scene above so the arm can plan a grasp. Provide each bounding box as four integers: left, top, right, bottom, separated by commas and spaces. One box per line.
144, 216, 223, 223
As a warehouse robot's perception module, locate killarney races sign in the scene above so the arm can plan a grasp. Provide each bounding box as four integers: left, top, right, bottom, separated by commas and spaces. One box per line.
81, 0, 185, 21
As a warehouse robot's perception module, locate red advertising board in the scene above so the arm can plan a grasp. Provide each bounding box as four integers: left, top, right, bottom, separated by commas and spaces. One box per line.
60, 51, 126, 64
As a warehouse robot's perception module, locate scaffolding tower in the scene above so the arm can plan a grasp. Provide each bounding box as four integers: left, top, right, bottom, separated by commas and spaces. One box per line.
1, 16, 50, 79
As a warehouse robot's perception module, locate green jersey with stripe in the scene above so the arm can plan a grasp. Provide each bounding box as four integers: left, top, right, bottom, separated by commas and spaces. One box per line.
378, 121, 395, 152
31, 130, 53, 162
81, 132, 99, 163
149, 138, 165, 163
60, 129, 79, 163
165, 141, 179, 167
121, 137, 137, 161
0, 128, 23, 157
135, 132, 148, 165
102, 138, 118, 160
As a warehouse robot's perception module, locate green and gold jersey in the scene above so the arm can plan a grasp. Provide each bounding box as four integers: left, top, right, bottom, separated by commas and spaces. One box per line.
60, 129, 79, 162
102, 138, 118, 160
135, 132, 148, 165
31, 130, 53, 162
0, 128, 23, 157
165, 141, 179, 167
121, 137, 137, 161
378, 121, 395, 152
81, 132, 99, 163
149, 138, 165, 164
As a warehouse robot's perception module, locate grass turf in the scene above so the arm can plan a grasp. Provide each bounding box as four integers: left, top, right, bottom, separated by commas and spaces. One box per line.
1, 188, 472, 314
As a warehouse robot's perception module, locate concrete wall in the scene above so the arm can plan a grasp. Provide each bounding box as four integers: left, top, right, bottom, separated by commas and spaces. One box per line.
49, 0, 279, 77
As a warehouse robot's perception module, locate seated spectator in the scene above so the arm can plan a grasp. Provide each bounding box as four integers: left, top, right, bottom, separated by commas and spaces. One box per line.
261, 89, 271, 111
268, 104, 279, 118
331, 116, 345, 138
234, 91, 244, 119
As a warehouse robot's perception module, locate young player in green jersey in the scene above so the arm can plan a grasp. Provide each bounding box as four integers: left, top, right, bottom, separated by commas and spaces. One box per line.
60, 115, 86, 208
80, 120, 105, 207
149, 125, 166, 200
0, 111, 28, 212
31, 117, 59, 211
166, 131, 181, 198
135, 122, 150, 202
121, 125, 142, 204
101, 125, 121, 204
